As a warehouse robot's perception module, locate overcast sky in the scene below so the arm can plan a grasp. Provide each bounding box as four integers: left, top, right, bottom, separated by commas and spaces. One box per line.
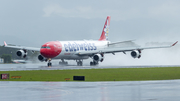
0, 0, 179, 65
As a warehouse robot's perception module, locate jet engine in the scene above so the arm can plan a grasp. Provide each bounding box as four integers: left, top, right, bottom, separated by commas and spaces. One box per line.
93, 54, 104, 62
38, 55, 47, 62
131, 50, 141, 58
16, 49, 27, 58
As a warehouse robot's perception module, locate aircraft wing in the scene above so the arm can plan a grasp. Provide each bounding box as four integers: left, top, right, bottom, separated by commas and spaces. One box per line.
3, 41, 40, 51
108, 40, 135, 46
76, 41, 178, 56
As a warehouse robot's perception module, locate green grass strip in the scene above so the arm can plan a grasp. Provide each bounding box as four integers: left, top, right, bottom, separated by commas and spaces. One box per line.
0, 67, 180, 81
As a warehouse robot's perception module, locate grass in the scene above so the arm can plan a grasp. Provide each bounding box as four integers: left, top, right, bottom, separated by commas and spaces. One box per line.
0, 67, 180, 81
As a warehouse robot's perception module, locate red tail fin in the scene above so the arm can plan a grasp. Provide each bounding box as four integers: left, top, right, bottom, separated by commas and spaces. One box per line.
98, 16, 111, 41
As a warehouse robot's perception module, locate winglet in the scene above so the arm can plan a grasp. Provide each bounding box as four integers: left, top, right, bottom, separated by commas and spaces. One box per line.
172, 41, 178, 46
4, 41, 7, 46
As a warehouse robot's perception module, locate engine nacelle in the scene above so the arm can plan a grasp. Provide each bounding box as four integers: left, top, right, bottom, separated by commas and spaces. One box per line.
16, 50, 27, 58
38, 55, 47, 62
131, 50, 141, 58
93, 54, 104, 62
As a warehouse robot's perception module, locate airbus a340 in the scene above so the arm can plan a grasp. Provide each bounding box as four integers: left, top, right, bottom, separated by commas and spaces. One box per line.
3, 16, 178, 66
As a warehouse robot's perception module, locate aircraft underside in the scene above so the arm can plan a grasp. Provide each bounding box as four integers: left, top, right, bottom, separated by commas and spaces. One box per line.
46, 55, 100, 67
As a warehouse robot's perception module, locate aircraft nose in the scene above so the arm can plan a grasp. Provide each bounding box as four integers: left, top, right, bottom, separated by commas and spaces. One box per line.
40, 41, 62, 58
40, 48, 50, 58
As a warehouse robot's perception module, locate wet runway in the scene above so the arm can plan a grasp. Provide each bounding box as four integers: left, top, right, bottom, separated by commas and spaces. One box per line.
1, 80, 180, 101
0, 63, 179, 71
1, 64, 180, 101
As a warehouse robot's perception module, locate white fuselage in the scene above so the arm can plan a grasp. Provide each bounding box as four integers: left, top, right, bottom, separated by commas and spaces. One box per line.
54, 40, 109, 60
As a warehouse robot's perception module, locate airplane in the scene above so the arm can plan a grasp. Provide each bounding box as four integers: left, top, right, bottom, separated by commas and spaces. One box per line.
3, 16, 178, 67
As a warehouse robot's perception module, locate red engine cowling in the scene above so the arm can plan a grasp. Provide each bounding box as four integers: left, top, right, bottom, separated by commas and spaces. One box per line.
131, 50, 141, 58
16, 50, 27, 58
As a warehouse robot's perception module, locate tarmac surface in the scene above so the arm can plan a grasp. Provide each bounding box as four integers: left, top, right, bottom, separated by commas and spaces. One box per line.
1, 80, 180, 101
0, 63, 180, 71
0, 64, 180, 101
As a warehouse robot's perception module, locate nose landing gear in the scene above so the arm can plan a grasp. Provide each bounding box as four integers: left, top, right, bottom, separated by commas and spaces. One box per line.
47, 58, 52, 67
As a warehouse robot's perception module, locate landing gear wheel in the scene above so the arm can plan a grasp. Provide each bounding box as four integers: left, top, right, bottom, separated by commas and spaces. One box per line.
76, 60, 83, 66
59, 62, 68, 65
59, 59, 68, 65
79, 61, 83, 66
47, 62, 52, 67
47, 58, 52, 67
77, 61, 83, 66
90, 62, 93, 66
90, 61, 98, 66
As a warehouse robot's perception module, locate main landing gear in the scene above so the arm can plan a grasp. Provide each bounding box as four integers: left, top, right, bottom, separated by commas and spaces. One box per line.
90, 61, 98, 66
47, 59, 68, 67
59, 59, 68, 65
46, 59, 98, 67
76, 60, 83, 66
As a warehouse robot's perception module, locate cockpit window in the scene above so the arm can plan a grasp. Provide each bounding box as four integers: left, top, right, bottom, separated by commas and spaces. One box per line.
41, 46, 51, 49
46, 46, 50, 49
41, 46, 46, 48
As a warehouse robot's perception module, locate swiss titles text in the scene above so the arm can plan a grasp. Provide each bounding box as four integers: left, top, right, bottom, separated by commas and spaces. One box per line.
64, 42, 97, 52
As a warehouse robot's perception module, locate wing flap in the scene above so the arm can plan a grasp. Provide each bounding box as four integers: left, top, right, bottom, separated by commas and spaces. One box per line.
108, 40, 135, 45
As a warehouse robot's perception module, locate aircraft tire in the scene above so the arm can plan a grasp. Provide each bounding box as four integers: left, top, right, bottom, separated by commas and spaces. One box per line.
47, 62, 52, 67
77, 61, 83, 66
80, 61, 83, 66
90, 61, 94, 66
77, 62, 80, 66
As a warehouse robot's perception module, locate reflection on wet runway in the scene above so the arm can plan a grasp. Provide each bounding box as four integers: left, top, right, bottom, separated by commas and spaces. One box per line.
0, 80, 180, 101
0, 64, 180, 101
0, 63, 180, 71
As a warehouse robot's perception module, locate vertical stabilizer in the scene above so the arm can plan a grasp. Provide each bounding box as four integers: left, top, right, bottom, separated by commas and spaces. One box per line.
98, 16, 111, 41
